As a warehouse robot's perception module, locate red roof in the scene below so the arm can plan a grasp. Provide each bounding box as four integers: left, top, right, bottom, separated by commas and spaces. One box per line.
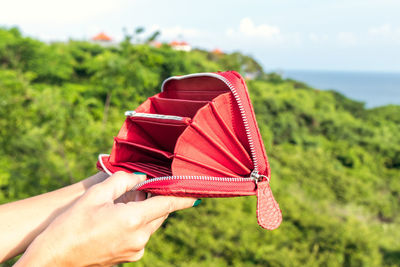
151, 41, 162, 48
169, 41, 190, 46
92, 32, 112, 41
212, 48, 223, 55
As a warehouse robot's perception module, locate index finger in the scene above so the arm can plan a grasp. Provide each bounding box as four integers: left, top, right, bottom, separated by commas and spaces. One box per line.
129, 195, 196, 223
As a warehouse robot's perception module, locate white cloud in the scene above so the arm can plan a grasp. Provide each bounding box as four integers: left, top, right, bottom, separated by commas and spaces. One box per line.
238, 17, 280, 38
337, 32, 357, 46
226, 18, 281, 41
150, 25, 201, 40
369, 24, 400, 36
308, 32, 329, 43
369, 24, 393, 36
368, 24, 400, 43
309, 33, 319, 42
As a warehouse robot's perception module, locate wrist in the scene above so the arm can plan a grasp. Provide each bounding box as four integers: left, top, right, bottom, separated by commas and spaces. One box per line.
15, 234, 64, 267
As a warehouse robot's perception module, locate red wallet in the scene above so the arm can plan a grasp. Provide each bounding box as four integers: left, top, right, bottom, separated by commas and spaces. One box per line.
97, 71, 282, 230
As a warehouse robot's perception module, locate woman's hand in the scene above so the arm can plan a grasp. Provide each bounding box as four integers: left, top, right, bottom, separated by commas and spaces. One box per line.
0, 172, 109, 262
15, 171, 196, 266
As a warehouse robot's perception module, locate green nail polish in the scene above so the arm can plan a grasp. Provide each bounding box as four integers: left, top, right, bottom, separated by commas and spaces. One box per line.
193, 199, 202, 207
133, 172, 146, 175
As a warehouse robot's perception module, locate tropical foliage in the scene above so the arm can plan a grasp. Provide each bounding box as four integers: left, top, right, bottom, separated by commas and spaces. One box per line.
0, 27, 399, 266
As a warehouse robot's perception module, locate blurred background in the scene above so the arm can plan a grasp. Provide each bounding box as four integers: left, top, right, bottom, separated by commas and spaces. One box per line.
0, 0, 399, 266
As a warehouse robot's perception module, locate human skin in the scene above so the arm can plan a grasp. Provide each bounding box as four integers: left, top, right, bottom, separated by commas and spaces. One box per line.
0, 171, 109, 262
1, 171, 196, 265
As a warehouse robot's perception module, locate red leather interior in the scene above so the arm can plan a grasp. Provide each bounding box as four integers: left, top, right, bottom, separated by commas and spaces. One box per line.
96, 71, 282, 230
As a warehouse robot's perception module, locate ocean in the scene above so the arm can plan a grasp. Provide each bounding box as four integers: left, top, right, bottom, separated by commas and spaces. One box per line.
281, 70, 400, 108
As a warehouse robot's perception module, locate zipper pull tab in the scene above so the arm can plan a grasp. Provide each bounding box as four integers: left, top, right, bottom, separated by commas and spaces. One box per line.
252, 171, 282, 230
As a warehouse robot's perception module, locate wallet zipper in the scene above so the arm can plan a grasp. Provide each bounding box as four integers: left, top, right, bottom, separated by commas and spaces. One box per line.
130, 171, 268, 192
125, 73, 267, 191
102, 73, 281, 229
98, 154, 261, 187
161, 73, 260, 174
131, 174, 260, 191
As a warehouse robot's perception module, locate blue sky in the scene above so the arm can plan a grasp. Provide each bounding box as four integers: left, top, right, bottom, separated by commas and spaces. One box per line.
1, 0, 400, 72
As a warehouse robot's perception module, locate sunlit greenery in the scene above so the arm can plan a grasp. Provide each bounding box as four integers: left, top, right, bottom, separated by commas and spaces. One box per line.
1, 27, 399, 266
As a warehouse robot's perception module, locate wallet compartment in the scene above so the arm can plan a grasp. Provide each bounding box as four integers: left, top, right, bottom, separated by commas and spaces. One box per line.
149, 96, 209, 118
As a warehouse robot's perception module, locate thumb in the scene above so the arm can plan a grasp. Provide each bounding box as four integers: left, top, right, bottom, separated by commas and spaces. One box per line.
98, 171, 146, 201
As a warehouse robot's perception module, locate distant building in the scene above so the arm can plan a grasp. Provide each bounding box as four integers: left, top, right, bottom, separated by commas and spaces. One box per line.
92, 32, 112, 42
212, 48, 224, 55
169, 41, 191, 52
149, 41, 162, 48
91, 32, 114, 46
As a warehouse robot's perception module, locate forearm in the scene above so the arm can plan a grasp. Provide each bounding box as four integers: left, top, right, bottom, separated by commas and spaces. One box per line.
0, 172, 109, 262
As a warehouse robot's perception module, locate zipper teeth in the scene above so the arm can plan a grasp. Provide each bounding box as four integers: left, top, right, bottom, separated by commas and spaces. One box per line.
130, 72, 260, 190
161, 72, 259, 172
215, 75, 259, 172
125, 111, 184, 121
132, 175, 253, 191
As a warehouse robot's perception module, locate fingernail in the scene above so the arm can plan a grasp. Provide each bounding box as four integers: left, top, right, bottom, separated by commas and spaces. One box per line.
133, 172, 146, 182
192, 199, 202, 207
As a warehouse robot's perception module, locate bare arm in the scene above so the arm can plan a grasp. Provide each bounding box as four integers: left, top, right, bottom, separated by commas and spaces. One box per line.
15, 172, 196, 266
0, 172, 109, 262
